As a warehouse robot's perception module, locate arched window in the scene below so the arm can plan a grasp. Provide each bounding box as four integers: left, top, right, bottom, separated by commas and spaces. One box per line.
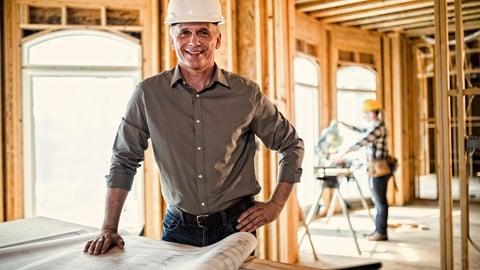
22, 30, 143, 232
336, 65, 377, 144
23, 29, 141, 67
336, 65, 377, 197
336, 66, 376, 90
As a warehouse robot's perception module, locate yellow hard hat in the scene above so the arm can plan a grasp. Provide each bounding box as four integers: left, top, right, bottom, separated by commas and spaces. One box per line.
164, 0, 224, 25
361, 99, 382, 112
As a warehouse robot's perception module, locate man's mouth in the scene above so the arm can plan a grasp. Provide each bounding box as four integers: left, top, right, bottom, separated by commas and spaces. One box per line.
186, 49, 203, 55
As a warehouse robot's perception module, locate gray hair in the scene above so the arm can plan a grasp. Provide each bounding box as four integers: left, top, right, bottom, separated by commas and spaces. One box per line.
169, 23, 220, 37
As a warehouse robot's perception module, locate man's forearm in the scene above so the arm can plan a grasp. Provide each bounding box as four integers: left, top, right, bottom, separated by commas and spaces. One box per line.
101, 187, 129, 232
269, 182, 294, 208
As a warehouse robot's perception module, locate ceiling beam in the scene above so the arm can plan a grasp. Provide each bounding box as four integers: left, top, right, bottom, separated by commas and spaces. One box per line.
403, 20, 480, 37
360, 7, 480, 31
295, 0, 479, 38
340, 1, 478, 27
308, 0, 425, 19
296, 0, 368, 12
360, 13, 435, 30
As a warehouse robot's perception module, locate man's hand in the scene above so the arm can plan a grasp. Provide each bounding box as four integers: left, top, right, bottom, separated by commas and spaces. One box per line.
84, 187, 128, 255
235, 182, 293, 232
235, 200, 283, 232
83, 230, 125, 255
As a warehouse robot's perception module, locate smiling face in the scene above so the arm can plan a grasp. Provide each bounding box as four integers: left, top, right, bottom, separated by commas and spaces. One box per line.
170, 22, 221, 72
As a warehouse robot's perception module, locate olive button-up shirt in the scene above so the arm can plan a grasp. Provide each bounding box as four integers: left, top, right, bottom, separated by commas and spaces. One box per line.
106, 65, 304, 215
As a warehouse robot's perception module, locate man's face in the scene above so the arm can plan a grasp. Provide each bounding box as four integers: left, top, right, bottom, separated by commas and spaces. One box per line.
170, 22, 221, 71
363, 111, 377, 122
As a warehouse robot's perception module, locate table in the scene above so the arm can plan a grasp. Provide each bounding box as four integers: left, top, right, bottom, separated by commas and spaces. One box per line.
301, 166, 374, 255
0, 217, 381, 270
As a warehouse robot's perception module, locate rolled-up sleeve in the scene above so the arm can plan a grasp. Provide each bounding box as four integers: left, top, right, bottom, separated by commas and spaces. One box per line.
250, 88, 304, 183
106, 84, 150, 190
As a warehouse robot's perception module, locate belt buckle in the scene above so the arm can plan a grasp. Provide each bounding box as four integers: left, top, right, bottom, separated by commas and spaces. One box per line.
196, 214, 209, 227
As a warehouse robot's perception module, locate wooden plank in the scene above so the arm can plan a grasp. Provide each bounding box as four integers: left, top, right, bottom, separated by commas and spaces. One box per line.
216, 0, 235, 72
0, 0, 4, 222
17, 0, 145, 8
453, 1, 469, 268
382, 34, 395, 204
5, 0, 26, 221
311, 0, 429, 21
296, 0, 368, 13
133, 0, 163, 240
433, 1, 454, 269
3, 0, 158, 230
237, 0, 259, 81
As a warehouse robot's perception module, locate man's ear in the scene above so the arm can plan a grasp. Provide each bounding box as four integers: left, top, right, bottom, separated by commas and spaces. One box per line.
215, 32, 222, 49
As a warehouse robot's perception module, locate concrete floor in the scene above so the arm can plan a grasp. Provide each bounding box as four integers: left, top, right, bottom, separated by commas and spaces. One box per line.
296, 200, 480, 269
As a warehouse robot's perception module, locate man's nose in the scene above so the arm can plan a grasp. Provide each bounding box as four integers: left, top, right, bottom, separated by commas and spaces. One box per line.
189, 34, 200, 45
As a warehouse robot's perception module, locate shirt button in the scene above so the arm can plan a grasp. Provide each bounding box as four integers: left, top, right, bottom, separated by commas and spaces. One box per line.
196, 94, 200, 98
201, 202, 205, 206
196, 119, 200, 124
197, 146, 202, 151
198, 174, 203, 179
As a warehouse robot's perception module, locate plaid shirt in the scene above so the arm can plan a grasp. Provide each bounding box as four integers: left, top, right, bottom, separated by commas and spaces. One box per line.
348, 120, 388, 160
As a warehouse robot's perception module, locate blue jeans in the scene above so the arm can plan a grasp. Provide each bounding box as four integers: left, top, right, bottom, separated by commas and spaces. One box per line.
371, 174, 391, 235
162, 207, 256, 247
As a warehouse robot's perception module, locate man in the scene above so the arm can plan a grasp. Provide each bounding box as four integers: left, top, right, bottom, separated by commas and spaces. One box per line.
84, 0, 304, 255
339, 99, 390, 241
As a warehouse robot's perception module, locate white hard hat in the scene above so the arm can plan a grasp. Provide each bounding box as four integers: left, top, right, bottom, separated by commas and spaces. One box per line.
164, 0, 224, 25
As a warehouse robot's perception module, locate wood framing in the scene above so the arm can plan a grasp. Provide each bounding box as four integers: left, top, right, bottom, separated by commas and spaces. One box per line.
293, 0, 418, 234
2, 0, 302, 263
4, 0, 24, 221
0, 0, 4, 222
453, 1, 469, 268
294, 11, 328, 131
433, 1, 454, 269
383, 33, 415, 205
2, 0, 161, 230
3, 0, 474, 267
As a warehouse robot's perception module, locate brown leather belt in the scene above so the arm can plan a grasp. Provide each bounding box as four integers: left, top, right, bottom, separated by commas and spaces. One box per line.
179, 197, 255, 228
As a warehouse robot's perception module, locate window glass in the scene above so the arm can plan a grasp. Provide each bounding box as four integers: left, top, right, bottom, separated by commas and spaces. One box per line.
23, 30, 141, 67
294, 57, 320, 207
22, 30, 143, 233
29, 75, 142, 230
294, 57, 319, 86
336, 66, 376, 90
336, 66, 377, 198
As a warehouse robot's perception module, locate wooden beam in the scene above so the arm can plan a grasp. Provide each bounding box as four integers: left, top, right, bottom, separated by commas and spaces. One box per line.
340, 1, 480, 28
0, 0, 4, 222
4, 0, 25, 221
453, 1, 469, 268
342, 6, 434, 27
404, 20, 480, 37
296, 0, 367, 13
361, 14, 435, 31
376, 8, 480, 33
433, 0, 454, 269
310, 0, 432, 21
142, 0, 163, 240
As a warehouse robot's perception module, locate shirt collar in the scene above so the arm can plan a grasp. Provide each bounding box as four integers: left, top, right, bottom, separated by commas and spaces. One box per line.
170, 64, 231, 90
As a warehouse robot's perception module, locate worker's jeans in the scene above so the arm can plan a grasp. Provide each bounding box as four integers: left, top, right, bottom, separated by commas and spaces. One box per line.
162, 207, 256, 247
371, 174, 391, 235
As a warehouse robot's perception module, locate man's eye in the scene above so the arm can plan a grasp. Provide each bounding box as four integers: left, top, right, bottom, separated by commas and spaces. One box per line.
198, 31, 210, 37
